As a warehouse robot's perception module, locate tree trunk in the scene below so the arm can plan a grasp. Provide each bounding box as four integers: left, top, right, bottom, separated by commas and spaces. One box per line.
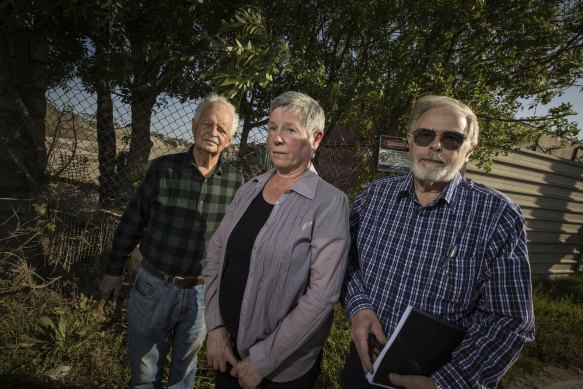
0, 28, 48, 259
113, 91, 155, 204
95, 80, 117, 209
93, 32, 118, 210
0, 30, 48, 197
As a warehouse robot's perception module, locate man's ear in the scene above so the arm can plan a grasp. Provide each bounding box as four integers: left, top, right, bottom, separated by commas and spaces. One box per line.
191, 118, 197, 136
406, 133, 413, 147
464, 144, 477, 162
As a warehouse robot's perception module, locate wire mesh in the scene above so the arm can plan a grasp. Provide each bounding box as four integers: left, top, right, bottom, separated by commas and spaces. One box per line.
44, 82, 378, 287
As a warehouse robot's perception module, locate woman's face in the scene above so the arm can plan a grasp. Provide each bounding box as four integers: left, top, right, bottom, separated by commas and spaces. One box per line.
267, 107, 323, 175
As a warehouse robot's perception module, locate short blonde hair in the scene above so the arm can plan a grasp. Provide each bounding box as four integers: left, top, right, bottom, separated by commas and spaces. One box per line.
270, 91, 325, 136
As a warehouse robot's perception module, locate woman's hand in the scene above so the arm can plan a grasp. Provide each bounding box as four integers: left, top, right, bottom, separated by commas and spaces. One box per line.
206, 326, 239, 372
231, 356, 263, 389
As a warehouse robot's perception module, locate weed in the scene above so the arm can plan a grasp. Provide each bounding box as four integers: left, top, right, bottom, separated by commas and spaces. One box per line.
500, 274, 583, 386
315, 306, 351, 388
15, 294, 99, 369
1, 249, 582, 389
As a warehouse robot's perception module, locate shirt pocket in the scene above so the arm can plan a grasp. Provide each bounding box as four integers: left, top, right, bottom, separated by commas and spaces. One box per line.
424, 249, 480, 312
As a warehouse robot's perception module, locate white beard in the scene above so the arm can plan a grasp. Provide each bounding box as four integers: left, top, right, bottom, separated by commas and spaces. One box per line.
410, 151, 460, 186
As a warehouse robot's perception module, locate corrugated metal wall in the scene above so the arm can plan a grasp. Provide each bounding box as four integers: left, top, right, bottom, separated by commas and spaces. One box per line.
465, 149, 583, 277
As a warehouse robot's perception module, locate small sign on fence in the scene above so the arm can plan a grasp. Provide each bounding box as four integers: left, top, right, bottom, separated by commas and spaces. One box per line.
378, 135, 410, 173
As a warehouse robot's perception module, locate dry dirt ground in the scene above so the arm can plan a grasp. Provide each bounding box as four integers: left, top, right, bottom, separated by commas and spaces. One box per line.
506, 366, 583, 389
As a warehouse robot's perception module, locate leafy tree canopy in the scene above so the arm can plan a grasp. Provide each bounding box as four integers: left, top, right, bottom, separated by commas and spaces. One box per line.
205, 0, 582, 169
3, 0, 581, 171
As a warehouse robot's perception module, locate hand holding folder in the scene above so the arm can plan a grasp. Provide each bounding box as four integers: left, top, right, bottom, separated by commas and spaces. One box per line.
367, 305, 466, 388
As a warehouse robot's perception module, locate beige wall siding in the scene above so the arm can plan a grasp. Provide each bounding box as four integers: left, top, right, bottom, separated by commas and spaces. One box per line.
465, 149, 583, 277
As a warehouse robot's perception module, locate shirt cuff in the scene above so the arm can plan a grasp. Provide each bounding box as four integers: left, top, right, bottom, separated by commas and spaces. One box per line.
205, 310, 224, 333
345, 294, 374, 321
249, 342, 274, 378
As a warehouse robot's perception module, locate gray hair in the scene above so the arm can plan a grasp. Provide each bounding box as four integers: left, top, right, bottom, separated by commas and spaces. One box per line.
193, 93, 239, 137
270, 91, 325, 136
407, 95, 479, 146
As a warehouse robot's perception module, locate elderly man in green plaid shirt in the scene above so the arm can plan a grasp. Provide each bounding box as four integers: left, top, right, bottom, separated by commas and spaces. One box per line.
99, 93, 244, 389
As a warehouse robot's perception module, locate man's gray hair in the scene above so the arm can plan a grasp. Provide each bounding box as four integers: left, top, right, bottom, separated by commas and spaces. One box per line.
407, 95, 479, 146
270, 91, 325, 136
193, 93, 239, 137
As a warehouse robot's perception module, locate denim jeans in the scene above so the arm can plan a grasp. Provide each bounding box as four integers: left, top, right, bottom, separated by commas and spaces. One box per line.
128, 267, 206, 389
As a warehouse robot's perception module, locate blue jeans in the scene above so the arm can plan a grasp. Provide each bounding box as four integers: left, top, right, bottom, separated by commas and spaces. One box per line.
128, 267, 206, 389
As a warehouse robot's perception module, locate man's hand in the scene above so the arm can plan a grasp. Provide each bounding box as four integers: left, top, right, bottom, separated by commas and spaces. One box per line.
206, 327, 239, 372
98, 274, 123, 300
231, 356, 263, 389
388, 373, 436, 389
350, 308, 387, 375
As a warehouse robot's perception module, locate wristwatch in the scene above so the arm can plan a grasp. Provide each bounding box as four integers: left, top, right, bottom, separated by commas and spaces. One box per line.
431, 376, 443, 389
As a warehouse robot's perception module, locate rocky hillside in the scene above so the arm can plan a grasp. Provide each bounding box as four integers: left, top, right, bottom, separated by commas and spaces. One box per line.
45, 103, 191, 185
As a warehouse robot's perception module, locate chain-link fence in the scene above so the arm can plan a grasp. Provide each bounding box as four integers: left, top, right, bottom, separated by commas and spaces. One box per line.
43, 81, 380, 288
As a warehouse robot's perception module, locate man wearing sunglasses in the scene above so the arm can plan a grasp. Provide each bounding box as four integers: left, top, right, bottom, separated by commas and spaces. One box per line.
341, 95, 534, 388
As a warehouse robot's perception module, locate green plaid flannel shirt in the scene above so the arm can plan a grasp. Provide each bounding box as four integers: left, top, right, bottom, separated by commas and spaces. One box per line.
107, 148, 243, 277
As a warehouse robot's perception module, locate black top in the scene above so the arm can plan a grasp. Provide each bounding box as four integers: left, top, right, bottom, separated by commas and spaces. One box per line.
220, 191, 273, 343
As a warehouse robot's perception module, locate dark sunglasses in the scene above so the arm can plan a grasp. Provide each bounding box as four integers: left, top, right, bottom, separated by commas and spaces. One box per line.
411, 128, 466, 150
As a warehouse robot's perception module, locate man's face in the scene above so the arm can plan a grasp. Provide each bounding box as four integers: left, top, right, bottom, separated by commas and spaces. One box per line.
407, 106, 475, 186
192, 102, 233, 157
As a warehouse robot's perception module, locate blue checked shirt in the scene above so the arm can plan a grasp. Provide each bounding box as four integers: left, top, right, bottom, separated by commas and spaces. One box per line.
342, 172, 535, 388
107, 147, 243, 277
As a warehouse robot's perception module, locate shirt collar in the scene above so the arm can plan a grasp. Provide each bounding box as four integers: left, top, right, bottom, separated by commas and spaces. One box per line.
441, 173, 463, 204
184, 145, 224, 175
252, 164, 319, 200
398, 171, 463, 205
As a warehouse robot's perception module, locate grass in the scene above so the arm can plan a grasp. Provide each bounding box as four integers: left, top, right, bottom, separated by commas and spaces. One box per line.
499, 273, 583, 387
1, 254, 582, 388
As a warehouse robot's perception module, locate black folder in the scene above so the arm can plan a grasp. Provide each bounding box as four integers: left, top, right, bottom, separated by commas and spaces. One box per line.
367, 305, 466, 388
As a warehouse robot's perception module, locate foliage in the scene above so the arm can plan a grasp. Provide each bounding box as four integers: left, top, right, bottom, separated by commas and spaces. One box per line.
203, 0, 582, 170
3, 0, 581, 209
202, 6, 291, 101
14, 294, 99, 368
500, 273, 583, 386
2, 0, 216, 209
0, 273, 129, 387
316, 306, 351, 388
2, 240, 583, 388
195, 344, 215, 389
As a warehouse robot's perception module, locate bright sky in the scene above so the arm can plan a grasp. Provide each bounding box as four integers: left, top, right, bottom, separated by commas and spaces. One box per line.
560, 86, 582, 139
520, 84, 582, 139
48, 80, 582, 141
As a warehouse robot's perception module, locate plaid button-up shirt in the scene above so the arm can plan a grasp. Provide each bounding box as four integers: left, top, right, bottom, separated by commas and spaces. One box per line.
107, 147, 243, 277
342, 172, 535, 388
